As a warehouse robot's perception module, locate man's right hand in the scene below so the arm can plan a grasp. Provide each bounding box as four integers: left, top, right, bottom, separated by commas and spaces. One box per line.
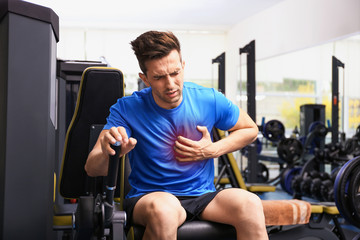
85, 127, 137, 177
101, 126, 137, 156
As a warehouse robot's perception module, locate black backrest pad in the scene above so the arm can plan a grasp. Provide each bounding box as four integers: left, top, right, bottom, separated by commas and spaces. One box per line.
60, 67, 124, 198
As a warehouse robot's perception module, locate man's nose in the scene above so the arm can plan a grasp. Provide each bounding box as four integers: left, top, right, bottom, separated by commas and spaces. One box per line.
165, 75, 176, 87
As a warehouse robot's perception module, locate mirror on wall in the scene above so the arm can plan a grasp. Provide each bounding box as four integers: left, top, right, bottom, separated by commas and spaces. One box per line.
238, 33, 360, 138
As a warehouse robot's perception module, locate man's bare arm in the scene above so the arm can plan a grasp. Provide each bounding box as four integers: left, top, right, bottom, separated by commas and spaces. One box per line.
85, 127, 137, 176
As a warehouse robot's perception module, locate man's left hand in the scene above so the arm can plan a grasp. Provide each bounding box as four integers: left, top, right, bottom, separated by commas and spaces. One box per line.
174, 126, 218, 162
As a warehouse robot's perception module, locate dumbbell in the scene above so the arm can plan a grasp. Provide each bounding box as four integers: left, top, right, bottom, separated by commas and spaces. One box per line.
310, 172, 331, 201
300, 170, 320, 197
320, 179, 334, 202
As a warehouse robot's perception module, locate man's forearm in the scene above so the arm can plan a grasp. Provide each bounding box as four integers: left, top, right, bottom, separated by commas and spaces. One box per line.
85, 149, 109, 177
212, 127, 258, 158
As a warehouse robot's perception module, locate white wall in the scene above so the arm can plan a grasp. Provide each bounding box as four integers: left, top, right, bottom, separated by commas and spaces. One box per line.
57, 0, 360, 102
226, 0, 360, 102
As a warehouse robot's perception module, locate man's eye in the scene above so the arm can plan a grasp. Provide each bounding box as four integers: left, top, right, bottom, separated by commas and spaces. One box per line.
170, 71, 179, 76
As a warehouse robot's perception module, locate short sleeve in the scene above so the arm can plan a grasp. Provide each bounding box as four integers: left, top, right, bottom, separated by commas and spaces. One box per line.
213, 90, 240, 130
103, 99, 132, 137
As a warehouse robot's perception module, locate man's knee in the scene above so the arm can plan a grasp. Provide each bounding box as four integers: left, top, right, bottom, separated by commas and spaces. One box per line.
148, 198, 179, 220
222, 189, 264, 217
136, 192, 186, 226
246, 192, 263, 209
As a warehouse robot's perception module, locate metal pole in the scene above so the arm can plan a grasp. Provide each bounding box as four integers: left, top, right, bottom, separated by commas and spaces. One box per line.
240, 40, 258, 183
212, 52, 226, 94
331, 56, 344, 144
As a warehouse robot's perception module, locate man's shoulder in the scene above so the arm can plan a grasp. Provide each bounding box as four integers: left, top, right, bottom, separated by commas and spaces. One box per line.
115, 88, 150, 110
183, 82, 219, 108
184, 82, 213, 93
124, 88, 150, 100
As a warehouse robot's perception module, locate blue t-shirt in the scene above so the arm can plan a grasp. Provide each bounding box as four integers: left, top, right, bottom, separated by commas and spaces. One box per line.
104, 82, 239, 198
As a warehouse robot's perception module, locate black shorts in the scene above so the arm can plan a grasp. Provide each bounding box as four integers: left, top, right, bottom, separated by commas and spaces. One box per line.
123, 190, 222, 227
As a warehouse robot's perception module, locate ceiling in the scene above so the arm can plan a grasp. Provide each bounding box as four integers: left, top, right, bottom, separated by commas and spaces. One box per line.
25, 0, 285, 32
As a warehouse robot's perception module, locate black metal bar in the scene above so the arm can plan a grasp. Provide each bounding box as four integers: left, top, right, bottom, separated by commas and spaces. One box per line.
214, 165, 227, 189
105, 142, 121, 226
240, 40, 258, 183
212, 128, 240, 188
239, 40, 256, 122
331, 56, 344, 144
212, 52, 226, 94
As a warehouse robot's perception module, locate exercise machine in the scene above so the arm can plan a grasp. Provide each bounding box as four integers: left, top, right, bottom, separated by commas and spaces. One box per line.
0, 1, 59, 238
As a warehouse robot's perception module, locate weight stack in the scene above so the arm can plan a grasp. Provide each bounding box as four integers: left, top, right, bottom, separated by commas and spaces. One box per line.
300, 104, 325, 137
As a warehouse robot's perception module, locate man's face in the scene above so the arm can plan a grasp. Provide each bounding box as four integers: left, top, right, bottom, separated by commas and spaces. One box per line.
139, 50, 185, 109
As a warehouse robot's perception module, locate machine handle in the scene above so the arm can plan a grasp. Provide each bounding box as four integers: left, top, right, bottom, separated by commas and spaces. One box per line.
106, 142, 121, 205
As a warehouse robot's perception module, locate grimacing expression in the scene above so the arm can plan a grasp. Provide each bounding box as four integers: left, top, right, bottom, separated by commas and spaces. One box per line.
139, 50, 185, 110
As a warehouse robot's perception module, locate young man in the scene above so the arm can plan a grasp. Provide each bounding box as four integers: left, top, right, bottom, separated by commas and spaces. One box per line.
85, 31, 268, 240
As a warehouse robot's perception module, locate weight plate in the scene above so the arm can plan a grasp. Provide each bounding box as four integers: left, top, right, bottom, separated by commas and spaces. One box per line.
334, 156, 360, 228
280, 168, 290, 193
277, 138, 303, 164
243, 162, 269, 183
281, 167, 301, 195
348, 165, 360, 222
263, 120, 285, 142
331, 166, 341, 182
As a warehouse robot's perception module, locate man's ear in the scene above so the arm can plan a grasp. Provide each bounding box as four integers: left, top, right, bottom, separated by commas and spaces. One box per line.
139, 73, 150, 87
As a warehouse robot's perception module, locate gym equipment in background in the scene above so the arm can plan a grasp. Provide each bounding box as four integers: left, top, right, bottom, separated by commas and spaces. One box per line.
334, 155, 360, 229
262, 119, 286, 142
54, 67, 126, 239
277, 138, 303, 165
213, 129, 352, 240
280, 123, 360, 201
239, 40, 259, 183
331, 56, 345, 145
212, 52, 225, 94
74, 140, 126, 239
55, 59, 107, 212
300, 104, 326, 138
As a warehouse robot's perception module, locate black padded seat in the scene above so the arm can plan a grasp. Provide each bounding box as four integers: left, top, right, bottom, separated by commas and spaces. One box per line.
133, 221, 236, 240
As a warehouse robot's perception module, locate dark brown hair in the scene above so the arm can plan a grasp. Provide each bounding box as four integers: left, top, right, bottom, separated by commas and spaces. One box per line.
130, 31, 181, 74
